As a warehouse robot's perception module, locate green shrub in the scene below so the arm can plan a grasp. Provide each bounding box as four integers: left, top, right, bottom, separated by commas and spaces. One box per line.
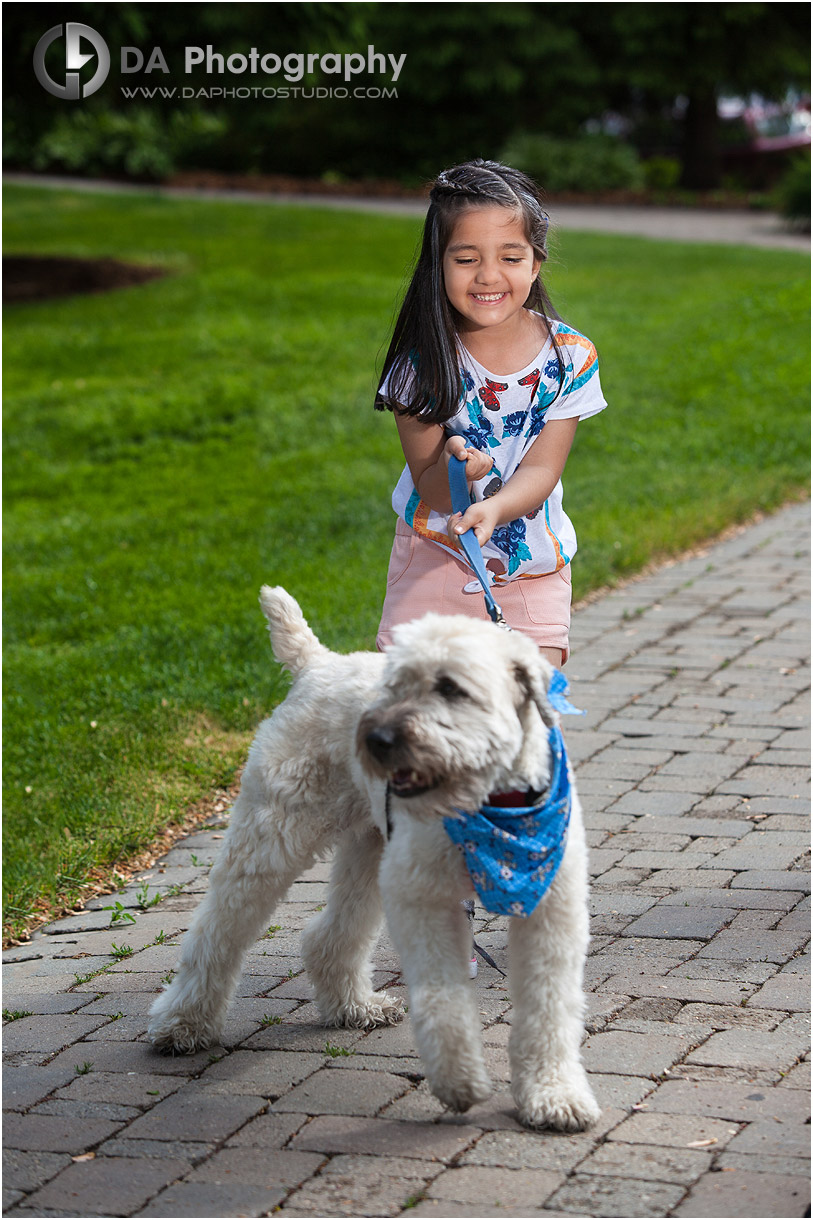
501, 132, 645, 194
32, 108, 226, 182
643, 156, 682, 191
774, 151, 811, 230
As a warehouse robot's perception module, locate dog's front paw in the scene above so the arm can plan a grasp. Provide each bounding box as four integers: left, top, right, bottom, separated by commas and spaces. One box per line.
432, 1072, 493, 1114
148, 1018, 217, 1055
327, 991, 406, 1029
147, 993, 221, 1055
516, 1079, 600, 1132
367, 990, 407, 1027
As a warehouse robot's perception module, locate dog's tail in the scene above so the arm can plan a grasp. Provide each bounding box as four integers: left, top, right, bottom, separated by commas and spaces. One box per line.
259, 586, 328, 677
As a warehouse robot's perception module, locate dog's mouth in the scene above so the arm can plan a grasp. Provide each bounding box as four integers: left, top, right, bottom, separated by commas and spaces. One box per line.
387, 769, 438, 799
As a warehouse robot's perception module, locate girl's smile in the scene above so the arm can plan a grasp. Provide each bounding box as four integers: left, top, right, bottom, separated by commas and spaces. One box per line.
443, 205, 542, 336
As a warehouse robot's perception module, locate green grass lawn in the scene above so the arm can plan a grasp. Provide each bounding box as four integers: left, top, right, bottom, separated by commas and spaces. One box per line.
3, 183, 809, 940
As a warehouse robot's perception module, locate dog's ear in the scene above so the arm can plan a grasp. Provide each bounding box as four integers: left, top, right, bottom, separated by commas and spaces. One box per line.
513, 656, 559, 729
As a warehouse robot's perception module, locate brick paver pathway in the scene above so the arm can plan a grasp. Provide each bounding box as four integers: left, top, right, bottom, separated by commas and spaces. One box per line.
4, 502, 809, 1218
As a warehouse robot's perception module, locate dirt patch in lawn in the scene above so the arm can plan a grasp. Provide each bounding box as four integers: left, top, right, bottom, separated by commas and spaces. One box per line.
3, 254, 167, 304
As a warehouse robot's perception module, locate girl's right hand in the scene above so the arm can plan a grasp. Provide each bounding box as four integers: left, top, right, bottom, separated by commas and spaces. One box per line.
444, 435, 493, 483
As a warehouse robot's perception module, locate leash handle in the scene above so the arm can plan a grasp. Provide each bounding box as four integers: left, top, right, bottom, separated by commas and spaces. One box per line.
448, 455, 506, 627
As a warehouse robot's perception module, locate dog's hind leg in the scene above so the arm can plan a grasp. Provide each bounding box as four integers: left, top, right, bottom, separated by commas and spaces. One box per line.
302, 825, 404, 1029
148, 811, 324, 1055
507, 822, 600, 1132
379, 822, 492, 1113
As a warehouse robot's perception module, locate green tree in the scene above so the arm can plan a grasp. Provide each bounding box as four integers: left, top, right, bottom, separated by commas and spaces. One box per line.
6, 2, 808, 186
352, 2, 602, 177
584, 2, 811, 188
4, 2, 606, 180
3, 1, 371, 172
211, 2, 604, 179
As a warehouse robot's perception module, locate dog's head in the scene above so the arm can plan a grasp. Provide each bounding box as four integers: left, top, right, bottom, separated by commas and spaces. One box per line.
357, 613, 559, 814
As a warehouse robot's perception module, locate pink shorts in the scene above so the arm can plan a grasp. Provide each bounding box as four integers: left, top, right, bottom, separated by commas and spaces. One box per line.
376, 519, 572, 662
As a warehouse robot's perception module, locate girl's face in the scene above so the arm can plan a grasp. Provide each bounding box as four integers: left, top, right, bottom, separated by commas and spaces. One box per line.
442, 205, 542, 335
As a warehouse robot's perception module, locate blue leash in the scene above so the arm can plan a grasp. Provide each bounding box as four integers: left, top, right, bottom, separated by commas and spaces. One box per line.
444, 456, 584, 928
446, 455, 584, 719
448, 455, 507, 627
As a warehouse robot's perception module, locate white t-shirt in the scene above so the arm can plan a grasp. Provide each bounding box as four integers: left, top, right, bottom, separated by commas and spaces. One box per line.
384, 317, 607, 582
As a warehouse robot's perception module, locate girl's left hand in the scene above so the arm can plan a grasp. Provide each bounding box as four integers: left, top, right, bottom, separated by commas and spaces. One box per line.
448, 499, 501, 548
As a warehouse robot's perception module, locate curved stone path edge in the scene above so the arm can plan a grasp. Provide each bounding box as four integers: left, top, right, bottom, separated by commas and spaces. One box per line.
4, 171, 811, 252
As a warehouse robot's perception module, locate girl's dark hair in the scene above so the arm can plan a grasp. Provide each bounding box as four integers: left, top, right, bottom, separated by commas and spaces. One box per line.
375, 158, 563, 424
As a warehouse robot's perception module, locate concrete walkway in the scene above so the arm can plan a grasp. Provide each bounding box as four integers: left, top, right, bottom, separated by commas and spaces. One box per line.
4, 172, 810, 252
3, 501, 809, 1218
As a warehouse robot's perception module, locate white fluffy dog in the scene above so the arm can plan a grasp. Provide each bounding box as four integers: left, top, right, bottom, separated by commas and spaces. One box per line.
148, 588, 599, 1132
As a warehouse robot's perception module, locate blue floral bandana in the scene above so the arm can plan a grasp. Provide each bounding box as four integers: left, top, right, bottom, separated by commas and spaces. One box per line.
547, 669, 584, 719
443, 722, 573, 919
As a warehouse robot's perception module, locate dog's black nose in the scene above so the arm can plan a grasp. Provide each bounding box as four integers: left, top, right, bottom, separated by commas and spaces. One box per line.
365, 725, 401, 761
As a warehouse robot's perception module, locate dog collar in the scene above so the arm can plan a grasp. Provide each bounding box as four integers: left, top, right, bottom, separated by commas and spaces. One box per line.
443, 725, 571, 919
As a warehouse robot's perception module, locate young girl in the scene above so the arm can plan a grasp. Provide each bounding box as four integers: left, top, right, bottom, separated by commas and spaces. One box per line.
375, 159, 606, 668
